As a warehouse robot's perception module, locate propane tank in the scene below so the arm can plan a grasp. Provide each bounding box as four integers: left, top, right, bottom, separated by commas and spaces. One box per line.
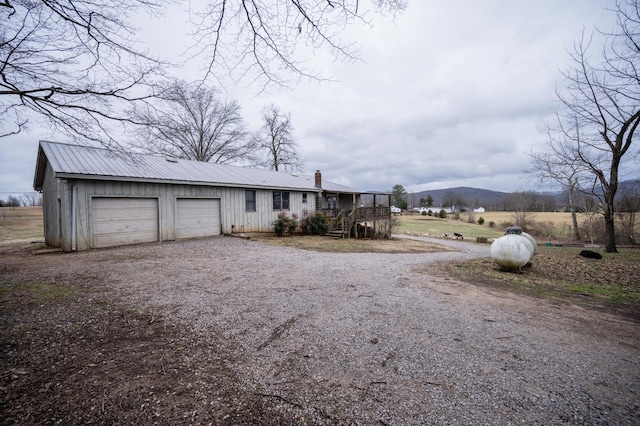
490, 234, 534, 269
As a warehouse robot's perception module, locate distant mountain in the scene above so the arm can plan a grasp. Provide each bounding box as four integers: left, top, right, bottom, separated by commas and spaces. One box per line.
407, 180, 640, 209
407, 187, 507, 209
617, 179, 640, 195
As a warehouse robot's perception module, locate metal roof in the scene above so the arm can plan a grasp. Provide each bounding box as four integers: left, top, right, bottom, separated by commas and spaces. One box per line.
33, 141, 360, 193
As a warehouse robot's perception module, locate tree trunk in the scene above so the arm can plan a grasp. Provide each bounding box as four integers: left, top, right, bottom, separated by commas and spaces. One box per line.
570, 207, 580, 241
603, 179, 618, 252
602, 147, 622, 253
568, 184, 580, 241
604, 210, 617, 253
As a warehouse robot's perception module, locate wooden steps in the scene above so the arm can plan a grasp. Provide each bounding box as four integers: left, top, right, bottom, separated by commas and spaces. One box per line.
327, 229, 349, 239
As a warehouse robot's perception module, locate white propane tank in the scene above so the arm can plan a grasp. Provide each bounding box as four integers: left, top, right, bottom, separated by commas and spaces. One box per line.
490, 234, 534, 269
521, 232, 537, 254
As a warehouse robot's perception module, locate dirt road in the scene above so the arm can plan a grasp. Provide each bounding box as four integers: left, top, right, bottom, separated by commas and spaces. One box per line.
1, 236, 639, 424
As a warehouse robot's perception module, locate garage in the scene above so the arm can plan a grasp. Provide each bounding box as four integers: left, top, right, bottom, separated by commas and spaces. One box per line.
91, 198, 159, 248
176, 198, 221, 239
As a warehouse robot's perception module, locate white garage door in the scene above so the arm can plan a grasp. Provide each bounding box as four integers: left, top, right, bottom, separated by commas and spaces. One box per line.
92, 198, 159, 248
176, 198, 221, 239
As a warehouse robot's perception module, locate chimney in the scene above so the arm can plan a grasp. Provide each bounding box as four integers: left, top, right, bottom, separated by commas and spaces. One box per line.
314, 170, 322, 188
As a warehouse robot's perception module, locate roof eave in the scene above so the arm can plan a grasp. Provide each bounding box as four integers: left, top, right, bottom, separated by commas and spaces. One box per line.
54, 173, 322, 192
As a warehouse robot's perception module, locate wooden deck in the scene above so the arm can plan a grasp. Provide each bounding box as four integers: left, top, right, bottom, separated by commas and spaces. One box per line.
317, 207, 392, 238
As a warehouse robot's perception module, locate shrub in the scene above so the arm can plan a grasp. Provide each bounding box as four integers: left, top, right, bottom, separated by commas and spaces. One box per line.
488, 221, 495, 228
467, 213, 475, 223
438, 209, 447, 219
427, 210, 432, 216
375, 216, 399, 239
477, 217, 485, 225
526, 220, 557, 238
300, 211, 329, 235
421, 210, 427, 216
273, 211, 298, 237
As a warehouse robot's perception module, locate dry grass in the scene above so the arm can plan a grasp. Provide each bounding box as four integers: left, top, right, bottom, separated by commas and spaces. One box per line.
397, 211, 591, 241
246, 234, 453, 253
396, 215, 505, 240
0, 206, 44, 247
447, 246, 640, 315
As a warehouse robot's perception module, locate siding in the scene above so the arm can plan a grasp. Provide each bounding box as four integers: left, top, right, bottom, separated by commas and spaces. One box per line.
66, 179, 317, 251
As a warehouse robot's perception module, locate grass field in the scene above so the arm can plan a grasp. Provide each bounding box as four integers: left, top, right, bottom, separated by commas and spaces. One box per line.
396, 211, 588, 242
0, 206, 45, 247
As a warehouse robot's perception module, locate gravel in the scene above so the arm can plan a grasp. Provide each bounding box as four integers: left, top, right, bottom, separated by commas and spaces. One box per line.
4, 235, 640, 424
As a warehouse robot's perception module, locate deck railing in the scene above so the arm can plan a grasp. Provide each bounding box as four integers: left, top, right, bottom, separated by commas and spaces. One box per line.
355, 206, 391, 221
317, 207, 391, 231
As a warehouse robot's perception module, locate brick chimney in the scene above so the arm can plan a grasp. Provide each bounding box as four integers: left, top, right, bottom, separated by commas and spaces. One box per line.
314, 170, 322, 188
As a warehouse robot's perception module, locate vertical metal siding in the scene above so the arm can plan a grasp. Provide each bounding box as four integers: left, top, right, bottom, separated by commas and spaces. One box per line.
56, 178, 318, 251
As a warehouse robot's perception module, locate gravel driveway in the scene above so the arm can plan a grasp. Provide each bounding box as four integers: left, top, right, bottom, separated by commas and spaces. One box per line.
2, 235, 639, 424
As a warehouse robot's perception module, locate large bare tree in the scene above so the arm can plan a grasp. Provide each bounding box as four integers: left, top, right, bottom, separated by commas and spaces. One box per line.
189, 1, 407, 89
131, 81, 254, 164
1, 0, 165, 143
253, 104, 302, 171
536, 0, 640, 252
1, 1, 407, 143
530, 123, 588, 241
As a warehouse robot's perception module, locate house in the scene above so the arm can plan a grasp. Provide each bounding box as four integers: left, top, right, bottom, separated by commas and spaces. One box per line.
33, 141, 391, 251
413, 206, 456, 215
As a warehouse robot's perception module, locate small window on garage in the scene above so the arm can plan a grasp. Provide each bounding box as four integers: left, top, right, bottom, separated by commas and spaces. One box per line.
245, 190, 256, 212
302, 193, 307, 204
273, 191, 290, 210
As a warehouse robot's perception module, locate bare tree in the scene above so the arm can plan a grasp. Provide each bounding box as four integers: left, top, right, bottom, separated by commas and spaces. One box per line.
2, 1, 407, 143
131, 81, 255, 164
188, 1, 407, 89
253, 104, 302, 171
20, 192, 42, 207
1, 0, 166, 143
540, 0, 640, 252
501, 191, 537, 230
442, 191, 464, 210
530, 125, 587, 240
6, 195, 20, 209
615, 184, 640, 244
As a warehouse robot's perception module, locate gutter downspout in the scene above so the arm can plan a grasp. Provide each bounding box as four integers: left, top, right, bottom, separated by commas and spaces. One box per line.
71, 185, 77, 251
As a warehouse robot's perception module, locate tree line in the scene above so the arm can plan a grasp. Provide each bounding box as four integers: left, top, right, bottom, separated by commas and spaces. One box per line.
0, 192, 42, 208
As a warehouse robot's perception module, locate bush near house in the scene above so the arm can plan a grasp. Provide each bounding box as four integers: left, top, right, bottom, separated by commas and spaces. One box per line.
300, 211, 329, 236
273, 212, 298, 237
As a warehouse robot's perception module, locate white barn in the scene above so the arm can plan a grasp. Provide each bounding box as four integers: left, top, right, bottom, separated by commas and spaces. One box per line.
33, 141, 356, 251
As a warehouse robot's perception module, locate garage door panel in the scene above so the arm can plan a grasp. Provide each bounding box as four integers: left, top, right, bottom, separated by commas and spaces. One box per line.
176, 198, 220, 239
92, 198, 158, 248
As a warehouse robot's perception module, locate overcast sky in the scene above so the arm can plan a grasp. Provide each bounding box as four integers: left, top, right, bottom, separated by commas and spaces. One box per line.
2, 0, 631, 200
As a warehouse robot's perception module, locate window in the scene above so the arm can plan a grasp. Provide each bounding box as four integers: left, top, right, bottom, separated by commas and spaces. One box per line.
245, 190, 256, 212
273, 191, 290, 210
302, 193, 307, 203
